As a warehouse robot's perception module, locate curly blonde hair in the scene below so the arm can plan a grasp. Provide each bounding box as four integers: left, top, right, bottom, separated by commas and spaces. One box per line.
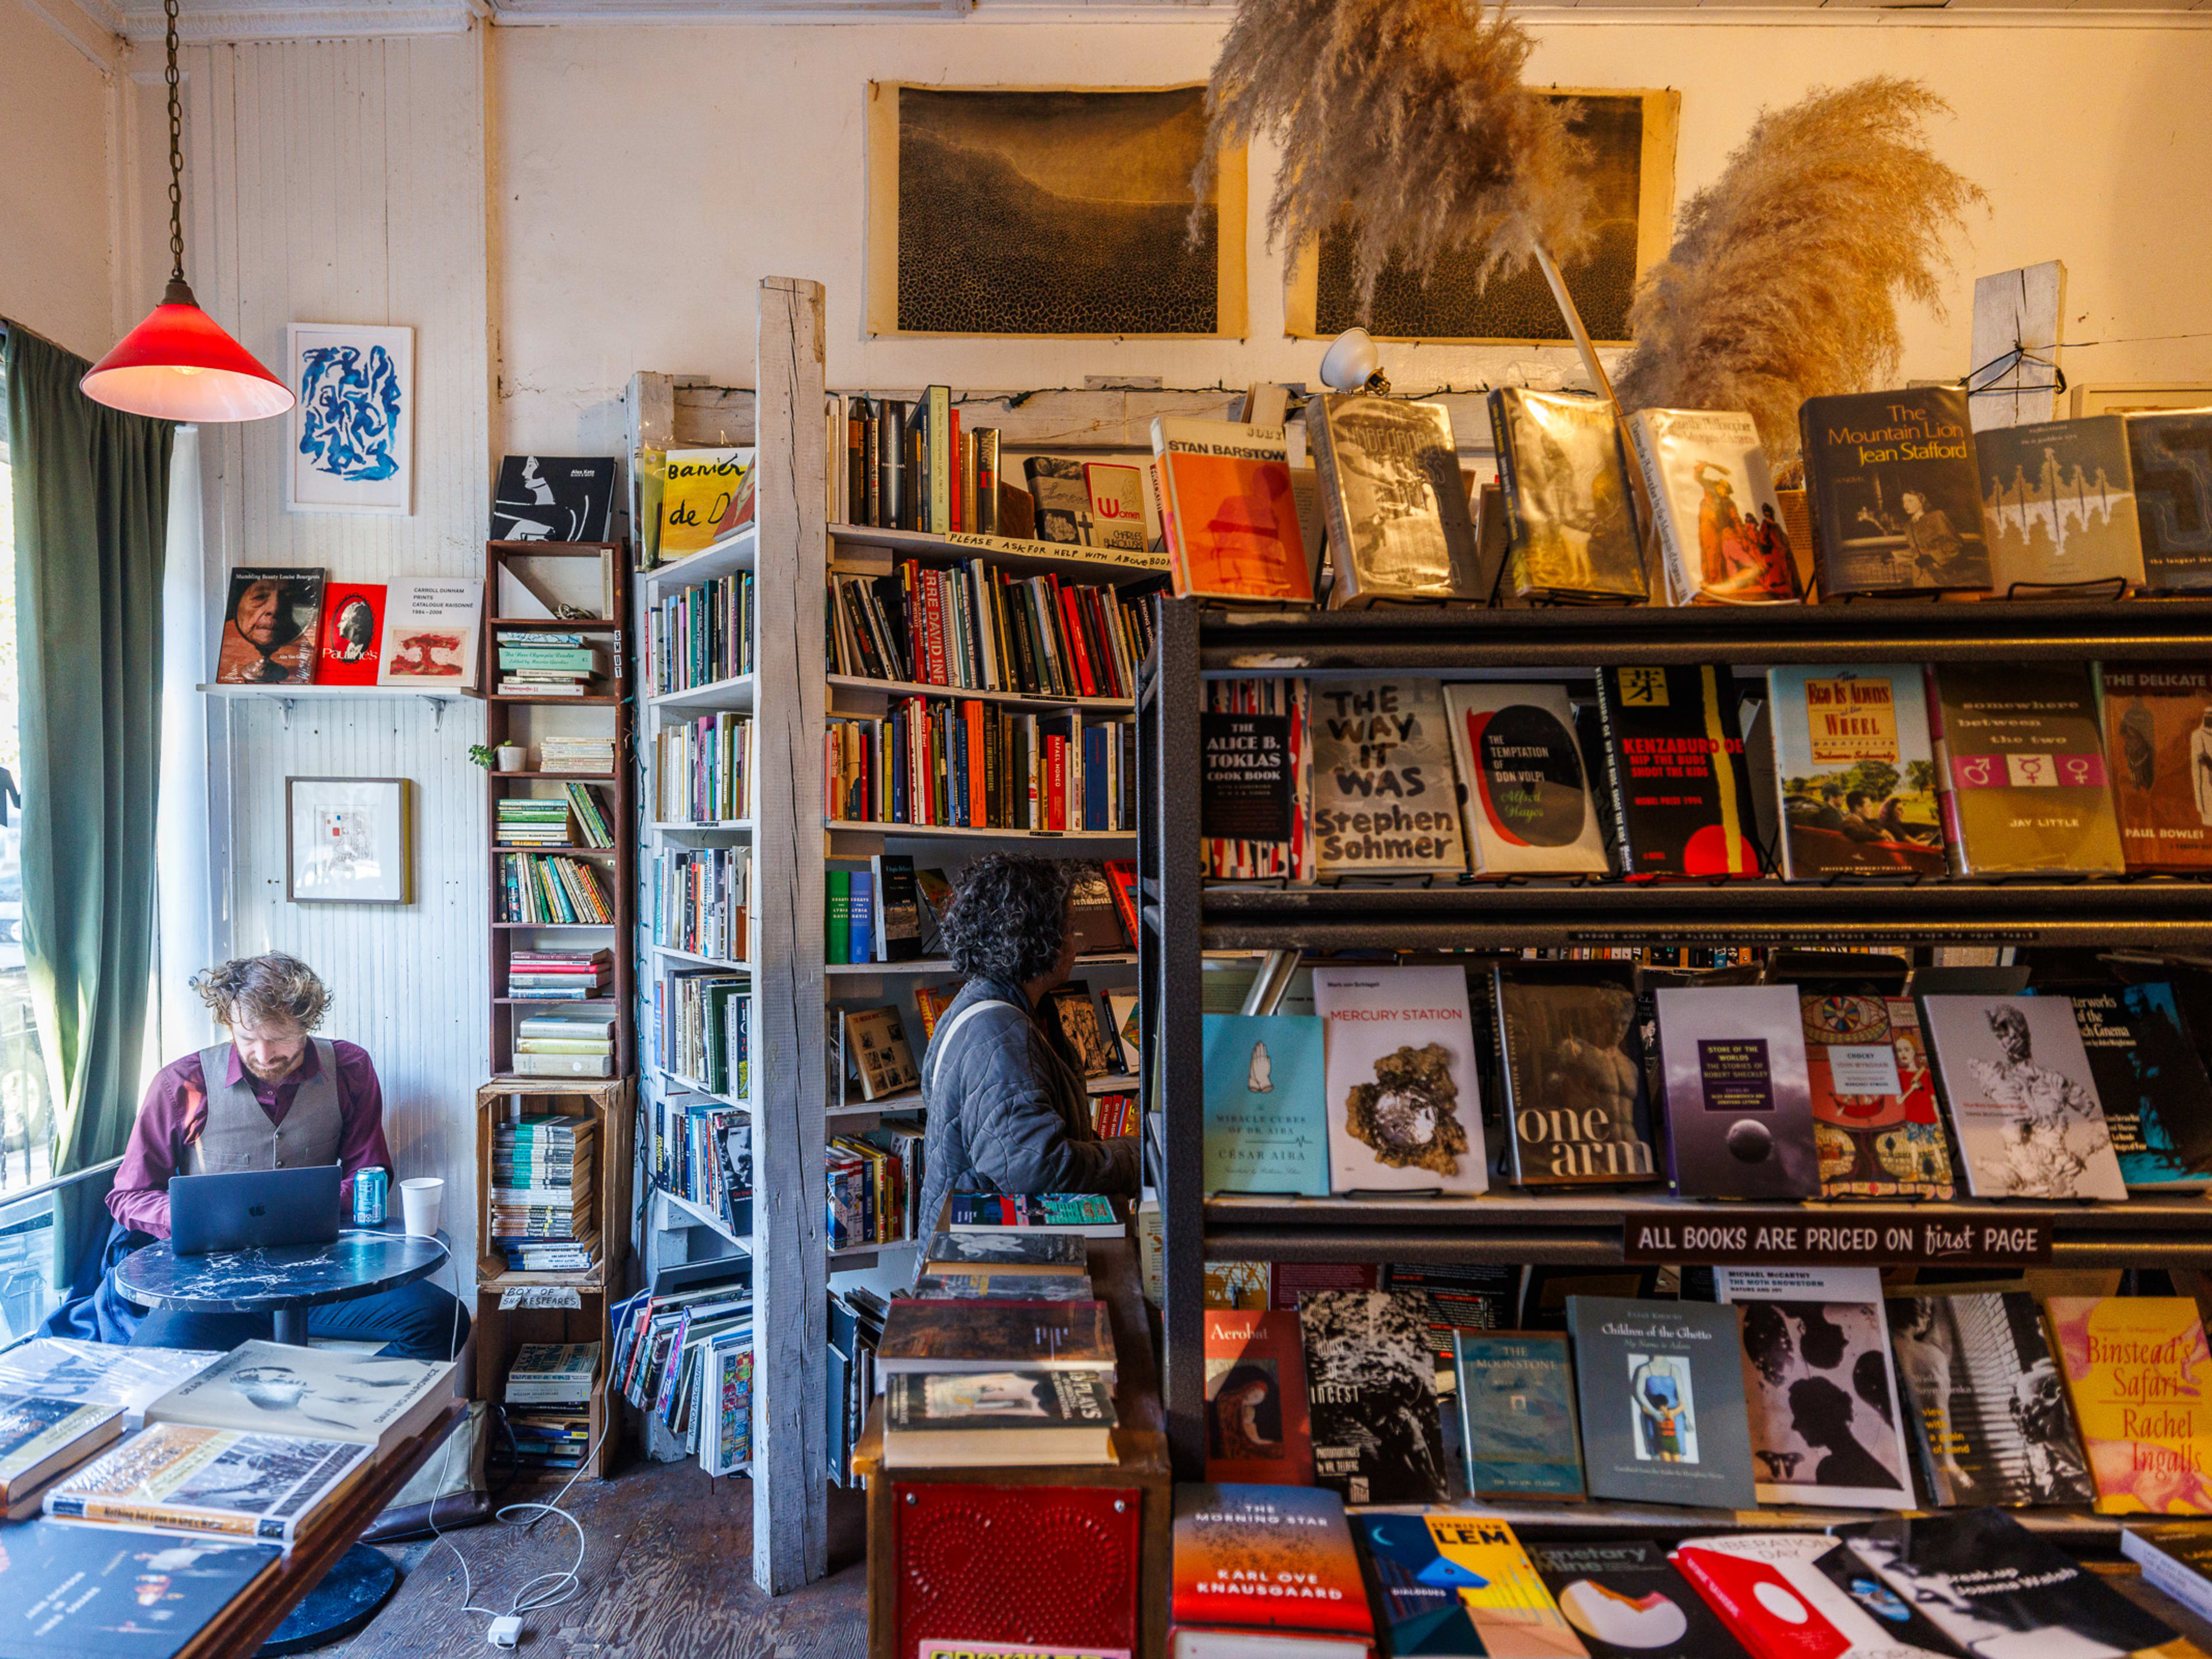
192, 953, 331, 1032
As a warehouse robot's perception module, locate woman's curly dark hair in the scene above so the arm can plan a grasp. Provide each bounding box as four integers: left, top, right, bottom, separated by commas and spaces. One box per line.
939, 855, 1074, 987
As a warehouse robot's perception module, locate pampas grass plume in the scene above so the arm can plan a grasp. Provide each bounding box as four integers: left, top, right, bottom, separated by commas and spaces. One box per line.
1615, 77, 1987, 482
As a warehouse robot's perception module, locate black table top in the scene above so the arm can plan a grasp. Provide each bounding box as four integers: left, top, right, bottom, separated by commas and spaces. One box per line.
115, 1226, 449, 1313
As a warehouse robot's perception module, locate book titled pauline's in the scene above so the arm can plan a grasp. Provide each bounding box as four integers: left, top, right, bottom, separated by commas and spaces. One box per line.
1926, 661, 2126, 876
1800, 386, 1991, 594
1297, 1290, 1449, 1505
1592, 666, 1760, 879
1304, 395, 1482, 606
1567, 1296, 1755, 1509
1491, 387, 1649, 604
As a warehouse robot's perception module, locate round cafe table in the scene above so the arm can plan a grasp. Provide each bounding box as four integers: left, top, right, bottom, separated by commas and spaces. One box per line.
114, 1225, 449, 1346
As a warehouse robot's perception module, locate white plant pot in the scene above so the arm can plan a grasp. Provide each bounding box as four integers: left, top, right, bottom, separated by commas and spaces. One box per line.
497, 745, 527, 771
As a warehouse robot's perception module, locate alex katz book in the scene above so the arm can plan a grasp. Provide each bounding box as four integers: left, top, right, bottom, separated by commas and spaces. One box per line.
1650, 986, 1820, 1200
315, 582, 385, 687
1592, 666, 1760, 880
1312, 965, 1487, 1197
1799, 987, 1956, 1200
490, 454, 617, 543
1204, 1308, 1314, 1486
2098, 662, 2212, 872
1925, 662, 2126, 876
1150, 418, 1315, 604
1298, 1290, 1450, 1505
1766, 665, 1946, 880
1357, 1512, 1586, 1658
1490, 387, 1649, 604
1305, 395, 1482, 607
1309, 679, 1468, 879
1443, 683, 1609, 877
1889, 1290, 2095, 1508
1625, 408, 1800, 605
1976, 414, 2146, 591
1838, 1510, 2189, 1659
2125, 408, 2212, 590
874, 1299, 1115, 1379
1919, 994, 2126, 1200
217, 567, 324, 685
1669, 1533, 1949, 1659
2048, 980, 2212, 1188
1529, 1541, 1749, 1659
1566, 1296, 1756, 1510
1799, 387, 1991, 594
2048, 1295, 2212, 1515
1711, 1266, 1914, 1509
1202, 1013, 1330, 1196
1454, 1331, 1585, 1501
1491, 967, 1659, 1187
1169, 1484, 1373, 1657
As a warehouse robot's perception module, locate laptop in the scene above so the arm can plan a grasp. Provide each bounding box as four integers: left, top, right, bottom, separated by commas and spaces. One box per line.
169, 1165, 344, 1255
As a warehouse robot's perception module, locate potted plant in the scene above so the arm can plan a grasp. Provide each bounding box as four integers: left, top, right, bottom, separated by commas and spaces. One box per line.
469, 743, 528, 772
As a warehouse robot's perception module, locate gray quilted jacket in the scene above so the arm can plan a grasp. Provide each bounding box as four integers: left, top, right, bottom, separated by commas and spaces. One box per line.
915, 974, 1140, 1235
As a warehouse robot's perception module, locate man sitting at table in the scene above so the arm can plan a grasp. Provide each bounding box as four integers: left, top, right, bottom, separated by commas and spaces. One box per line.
103, 952, 467, 1361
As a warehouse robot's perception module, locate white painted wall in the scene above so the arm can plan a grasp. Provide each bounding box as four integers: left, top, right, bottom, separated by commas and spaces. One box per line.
0, 0, 119, 358
491, 16, 2212, 454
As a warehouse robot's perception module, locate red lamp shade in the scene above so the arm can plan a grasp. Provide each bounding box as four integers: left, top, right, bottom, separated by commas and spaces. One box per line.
79, 280, 294, 422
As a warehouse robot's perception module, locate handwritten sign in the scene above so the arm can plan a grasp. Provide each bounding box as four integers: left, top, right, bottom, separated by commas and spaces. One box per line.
1621, 1209, 2052, 1267
660, 447, 754, 556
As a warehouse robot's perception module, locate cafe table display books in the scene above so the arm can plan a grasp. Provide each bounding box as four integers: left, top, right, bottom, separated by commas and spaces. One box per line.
0, 1396, 123, 1513
1567, 1296, 1756, 1510
1312, 964, 1487, 1198
2123, 1524, 2212, 1626
1888, 1289, 2095, 1509
1924, 662, 2126, 876
1625, 407, 1801, 605
1152, 417, 1315, 604
1205, 1306, 1313, 1486
1528, 1541, 1749, 1659
1491, 967, 1659, 1187
44, 1424, 372, 1543
1838, 1509, 2190, 1659
2047, 1295, 2212, 1514
1298, 1290, 1449, 1506
215, 567, 324, 685
1800, 986, 1956, 1200
0, 1524, 284, 1659
1357, 1511, 1586, 1658
1766, 665, 1945, 881
1592, 666, 1760, 880
143, 1342, 457, 1464
1490, 386, 1649, 605
1309, 679, 1468, 880
1798, 386, 1991, 595
1453, 1331, 1584, 1501
874, 1298, 1116, 1381
922, 1229, 1087, 1273
1442, 684, 1609, 877
1650, 985, 1820, 1200
1669, 1533, 1951, 1659
2098, 663, 2212, 873
2124, 409, 2212, 591
947, 1192, 1124, 1238
0, 1342, 221, 1431
1203, 1012, 1330, 1196
1976, 414, 2146, 592
1169, 1483, 1374, 1659
1711, 1266, 1915, 1510
1304, 393, 1482, 607
880, 1368, 1116, 1468
1919, 994, 2127, 1200
2047, 979, 2212, 1188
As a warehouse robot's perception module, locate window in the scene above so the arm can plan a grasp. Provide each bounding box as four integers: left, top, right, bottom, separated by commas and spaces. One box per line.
0, 378, 52, 1198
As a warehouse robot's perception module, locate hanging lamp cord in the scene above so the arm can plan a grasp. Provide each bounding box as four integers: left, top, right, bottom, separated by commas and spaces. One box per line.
163, 0, 189, 299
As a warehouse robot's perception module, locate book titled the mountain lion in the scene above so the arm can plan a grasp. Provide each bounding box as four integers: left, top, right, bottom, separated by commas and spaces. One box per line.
1297, 1290, 1449, 1505
1491, 387, 1649, 603
1304, 395, 1482, 605
1800, 387, 1991, 594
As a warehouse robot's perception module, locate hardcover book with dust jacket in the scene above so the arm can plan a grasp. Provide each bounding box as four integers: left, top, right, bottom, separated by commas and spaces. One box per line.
1358, 1512, 1586, 1658
1799, 386, 1991, 594
1592, 666, 1760, 880
1975, 414, 2146, 591
1529, 1540, 1748, 1659
2125, 408, 2212, 590
1921, 993, 2127, 1200
1453, 1330, 1585, 1501
1626, 407, 1801, 605
1491, 386, 1649, 604
1296, 1290, 1450, 1505
1798, 987, 1955, 1200
1443, 683, 1608, 877
2049, 1295, 2212, 1514
2099, 662, 2212, 873
1150, 418, 1314, 604
1926, 661, 2126, 876
1889, 1290, 2094, 1508
1169, 1484, 1373, 1656
1204, 1307, 1313, 1486
1766, 665, 1946, 881
1308, 678, 1467, 880
1312, 964, 1486, 1197
1652, 985, 1820, 1200
1566, 1296, 1755, 1510
1492, 966, 1659, 1187
216, 567, 325, 685
2048, 979, 2212, 1190
1304, 395, 1481, 606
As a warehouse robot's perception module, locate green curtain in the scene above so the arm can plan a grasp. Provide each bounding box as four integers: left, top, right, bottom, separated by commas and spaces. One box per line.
2, 323, 171, 1285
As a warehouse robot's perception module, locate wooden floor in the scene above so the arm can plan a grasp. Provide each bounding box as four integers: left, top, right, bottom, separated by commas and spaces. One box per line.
326, 1460, 869, 1659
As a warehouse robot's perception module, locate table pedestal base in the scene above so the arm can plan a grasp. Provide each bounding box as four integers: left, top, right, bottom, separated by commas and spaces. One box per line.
273, 1307, 310, 1346
256, 1542, 400, 1656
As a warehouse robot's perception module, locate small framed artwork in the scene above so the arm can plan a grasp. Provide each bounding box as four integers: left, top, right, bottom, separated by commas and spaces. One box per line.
2073, 384, 2212, 418
285, 323, 414, 516
287, 777, 412, 904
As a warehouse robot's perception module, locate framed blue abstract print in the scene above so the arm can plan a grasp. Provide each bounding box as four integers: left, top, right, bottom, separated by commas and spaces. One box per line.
285, 321, 414, 516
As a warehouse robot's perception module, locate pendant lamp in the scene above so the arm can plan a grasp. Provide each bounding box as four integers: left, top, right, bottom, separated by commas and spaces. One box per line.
79, 0, 293, 422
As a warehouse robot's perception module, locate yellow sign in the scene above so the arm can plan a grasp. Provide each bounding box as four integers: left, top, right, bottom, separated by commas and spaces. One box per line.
660, 447, 754, 558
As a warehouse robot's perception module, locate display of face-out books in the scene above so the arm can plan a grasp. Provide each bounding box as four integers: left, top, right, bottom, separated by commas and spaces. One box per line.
1651, 985, 1821, 1200
1357, 1510, 1585, 1658
0, 1522, 282, 1659
1530, 1540, 1749, 1659
880, 1368, 1115, 1468
1798, 979, 1956, 1201
1925, 661, 2126, 876
2047, 1294, 2212, 1515
141, 1341, 456, 1465
2124, 408, 2212, 592
1491, 965, 1659, 1187
2099, 661, 2212, 873
1452, 1330, 1585, 1502
1976, 414, 2146, 593
2046, 979, 2212, 1189
1204, 1306, 1313, 1486
1800, 385, 1990, 594
1490, 386, 1649, 605
1766, 664, 1946, 880
1297, 1290, 1449, 1506
1304, 395, 1481, 607
1567, 1295, 1756, 1510
216, 567, 324, 685
44, 1423, 372, 1543
1308, 678, 1468, 880
1593, 665, 1762, 880
0, 1341, 222, 1431
1626, 407, 1801, 605
1169, 1484, 1373, 1659
1201, 1011, 1329, 1197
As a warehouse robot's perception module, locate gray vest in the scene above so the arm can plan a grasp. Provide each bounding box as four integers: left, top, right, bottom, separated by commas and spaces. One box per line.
184, 1040, 343, 1175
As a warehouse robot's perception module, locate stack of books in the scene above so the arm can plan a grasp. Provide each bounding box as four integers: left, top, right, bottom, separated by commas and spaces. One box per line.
503, 1343, 597, 1471
514, 1010, 615, 1078
497, 630, 601, 698
506, 949, 611, 1002
539, 734, 615, 775
492, 1115, 597, 1271
499, 854, 615, 925
825, 1121, 923, 1249
495, 797, 575, 847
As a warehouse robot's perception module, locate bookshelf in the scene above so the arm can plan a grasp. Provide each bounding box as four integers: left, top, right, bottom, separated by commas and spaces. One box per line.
1137, 594, 2212, 1493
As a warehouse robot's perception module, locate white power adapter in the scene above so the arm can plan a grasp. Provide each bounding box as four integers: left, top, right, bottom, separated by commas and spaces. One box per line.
488, 1615, 523, 1649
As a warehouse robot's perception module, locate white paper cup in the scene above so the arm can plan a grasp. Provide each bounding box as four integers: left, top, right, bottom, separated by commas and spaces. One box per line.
399, 1177, 444, 1238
